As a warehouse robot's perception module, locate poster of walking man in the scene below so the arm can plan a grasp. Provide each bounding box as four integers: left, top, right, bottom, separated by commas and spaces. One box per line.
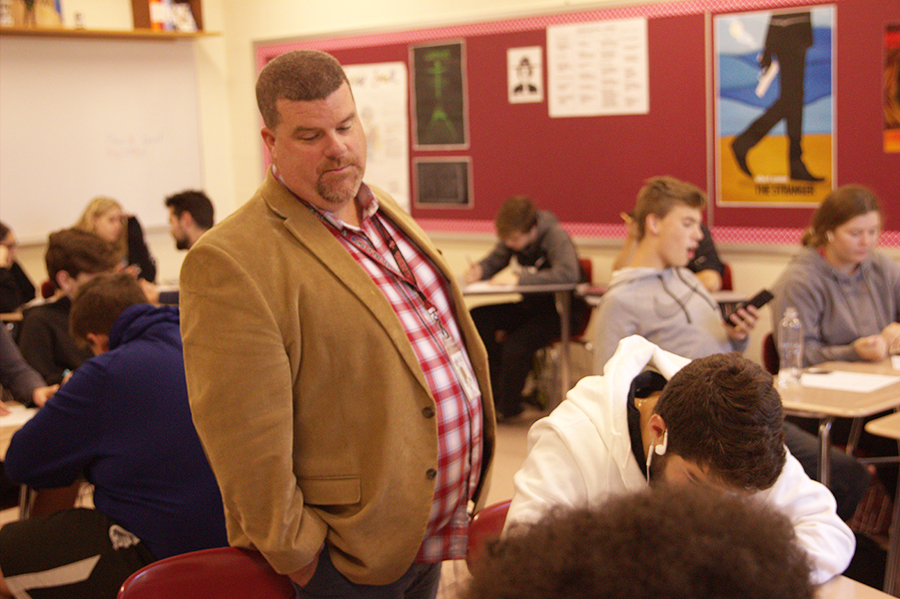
715, 6, 833, 205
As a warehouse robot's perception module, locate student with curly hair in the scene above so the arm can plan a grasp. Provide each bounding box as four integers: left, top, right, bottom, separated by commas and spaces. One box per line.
468, 487, 814, 599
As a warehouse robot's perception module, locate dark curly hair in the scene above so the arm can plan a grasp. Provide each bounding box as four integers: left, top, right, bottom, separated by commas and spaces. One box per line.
655, 352, 786, 491
466, 487, 813, 599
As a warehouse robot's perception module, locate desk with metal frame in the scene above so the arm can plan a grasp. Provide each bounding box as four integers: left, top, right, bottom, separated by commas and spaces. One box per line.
777, 361, 900, 490
463, 282, 578, 409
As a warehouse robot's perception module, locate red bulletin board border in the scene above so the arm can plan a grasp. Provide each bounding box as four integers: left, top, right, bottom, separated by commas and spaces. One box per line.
254, 0, 900, 247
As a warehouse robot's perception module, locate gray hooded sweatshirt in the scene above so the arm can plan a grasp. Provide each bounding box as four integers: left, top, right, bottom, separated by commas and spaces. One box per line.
771, 247, 900, 366
592, 266, 746, 373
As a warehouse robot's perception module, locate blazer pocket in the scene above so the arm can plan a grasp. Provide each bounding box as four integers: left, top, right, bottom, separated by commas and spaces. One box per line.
299, 475, 361, 506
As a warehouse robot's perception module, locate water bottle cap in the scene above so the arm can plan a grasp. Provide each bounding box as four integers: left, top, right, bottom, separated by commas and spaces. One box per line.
784, 306, 798, 318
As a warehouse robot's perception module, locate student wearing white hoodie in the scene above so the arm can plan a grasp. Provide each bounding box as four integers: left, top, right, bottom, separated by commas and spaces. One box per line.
505, 335, 855, 585
592, 177, 757, 373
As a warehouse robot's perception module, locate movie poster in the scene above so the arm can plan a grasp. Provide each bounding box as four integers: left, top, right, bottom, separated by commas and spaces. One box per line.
714, 6, 834, 205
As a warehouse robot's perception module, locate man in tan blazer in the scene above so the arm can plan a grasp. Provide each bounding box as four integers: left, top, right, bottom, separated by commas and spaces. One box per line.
179, 50, 495, 599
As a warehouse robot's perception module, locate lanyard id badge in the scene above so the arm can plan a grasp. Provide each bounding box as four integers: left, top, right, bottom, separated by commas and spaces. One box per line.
441, 331, 481, 403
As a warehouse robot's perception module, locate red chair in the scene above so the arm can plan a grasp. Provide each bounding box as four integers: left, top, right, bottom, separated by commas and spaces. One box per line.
117, 547, 294, 599
465, 499, 511, 572
721, 263, 733, 292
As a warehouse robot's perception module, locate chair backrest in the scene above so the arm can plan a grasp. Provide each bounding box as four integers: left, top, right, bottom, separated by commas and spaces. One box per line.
466, 499, 511, 572
578, 257, 593, 285
721, 263, 733, 291
762, 332, 779, 375
117, 547, 294, 599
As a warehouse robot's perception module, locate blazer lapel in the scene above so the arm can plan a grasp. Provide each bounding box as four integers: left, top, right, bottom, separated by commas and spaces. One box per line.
260, 173, 434, 399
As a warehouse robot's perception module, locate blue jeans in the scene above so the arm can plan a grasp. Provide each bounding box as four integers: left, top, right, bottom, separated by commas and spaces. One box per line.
292, 546, 441, 599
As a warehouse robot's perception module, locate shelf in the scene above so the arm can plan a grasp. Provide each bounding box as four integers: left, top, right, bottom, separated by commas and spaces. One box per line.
0, 26, 218, 40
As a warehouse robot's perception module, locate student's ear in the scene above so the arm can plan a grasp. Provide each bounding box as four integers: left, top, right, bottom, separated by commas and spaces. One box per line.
180, 211, 195, 229
648, 413, 667, 445
55, 270, 75, 296
85, 333, 110, 356
646, 213, 662, 236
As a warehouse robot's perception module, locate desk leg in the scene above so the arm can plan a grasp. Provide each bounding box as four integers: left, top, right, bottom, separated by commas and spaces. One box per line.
818, 417, 834, 489
553, 291, 571, 410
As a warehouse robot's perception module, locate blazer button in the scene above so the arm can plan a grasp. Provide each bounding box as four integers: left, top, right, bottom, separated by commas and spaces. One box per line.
426, 468, 437, 480
422, 406, 436, 418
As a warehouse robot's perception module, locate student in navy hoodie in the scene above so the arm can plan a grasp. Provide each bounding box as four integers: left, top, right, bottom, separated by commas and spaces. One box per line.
0, 273, 227, 599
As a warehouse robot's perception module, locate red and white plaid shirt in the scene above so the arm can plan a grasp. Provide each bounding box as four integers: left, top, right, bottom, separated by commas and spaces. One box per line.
300, 184, 483, 563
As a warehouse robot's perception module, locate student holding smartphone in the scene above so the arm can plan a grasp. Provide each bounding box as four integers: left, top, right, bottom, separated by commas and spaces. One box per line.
592, 176, 759, 373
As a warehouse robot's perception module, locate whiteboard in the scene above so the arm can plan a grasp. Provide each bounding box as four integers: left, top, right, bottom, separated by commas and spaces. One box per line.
0, 36, 203, 243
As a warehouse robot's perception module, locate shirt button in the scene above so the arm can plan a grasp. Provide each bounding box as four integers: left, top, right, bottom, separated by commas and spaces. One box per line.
426, 468, 437, 480
422, 406, 436, 418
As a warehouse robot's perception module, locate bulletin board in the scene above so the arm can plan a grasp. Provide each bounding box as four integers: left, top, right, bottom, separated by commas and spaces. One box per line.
255, 0, 900, 246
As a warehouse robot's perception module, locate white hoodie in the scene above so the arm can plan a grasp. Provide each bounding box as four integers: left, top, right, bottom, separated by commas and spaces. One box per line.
506, 335, 855, 585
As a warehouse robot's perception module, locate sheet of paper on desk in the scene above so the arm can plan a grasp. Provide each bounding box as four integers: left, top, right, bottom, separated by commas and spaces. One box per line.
800, 371, 900, 393
0, 404, 38, 427
463, 281, 517, 293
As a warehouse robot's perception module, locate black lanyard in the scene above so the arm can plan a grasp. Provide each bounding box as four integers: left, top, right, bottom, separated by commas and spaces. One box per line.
306, 204, 444, 321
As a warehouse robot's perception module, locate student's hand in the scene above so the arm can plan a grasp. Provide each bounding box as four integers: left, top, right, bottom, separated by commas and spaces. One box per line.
724, 304, 758, 341
0, 402, 9, 416
32, 384, 59, 408
854, 335, 888, 361
463, 263, 483, 285
881, 322, 900, 354
620, 212, 638, 240
123, 264, 142, 279
138, 279, 160, 304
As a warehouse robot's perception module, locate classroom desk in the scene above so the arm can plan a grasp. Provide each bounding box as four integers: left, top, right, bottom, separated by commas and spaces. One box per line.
463, 281, 578, 407
865, 410, 900, 596
0, 402, 36, 460
817, 575, 896, 598
777, 360, 900, 489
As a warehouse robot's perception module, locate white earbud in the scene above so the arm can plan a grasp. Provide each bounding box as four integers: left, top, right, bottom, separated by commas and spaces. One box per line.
826, 231, 834, 242
645, 430, 669, 483
655, 430, 668, 456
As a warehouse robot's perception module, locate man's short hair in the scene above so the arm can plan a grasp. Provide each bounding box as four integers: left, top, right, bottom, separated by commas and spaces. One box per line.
467, 487, 813, 599
45, 228, 119, 283
70, 273, 147, 346
633, 176, 706, 240
165, 190, 214, 230
256, 50, 350, 129
495, 196, 538, 240
655, 352, 786, 491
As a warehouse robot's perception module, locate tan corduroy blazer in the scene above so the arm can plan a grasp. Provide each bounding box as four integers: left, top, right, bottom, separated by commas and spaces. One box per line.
179, 171, 495, 585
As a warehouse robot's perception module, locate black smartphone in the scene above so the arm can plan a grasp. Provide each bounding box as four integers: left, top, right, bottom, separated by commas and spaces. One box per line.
721, 289, 774, 325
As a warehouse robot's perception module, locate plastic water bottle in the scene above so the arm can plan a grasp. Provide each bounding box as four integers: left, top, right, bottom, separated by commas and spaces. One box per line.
778, 307, 803, 388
